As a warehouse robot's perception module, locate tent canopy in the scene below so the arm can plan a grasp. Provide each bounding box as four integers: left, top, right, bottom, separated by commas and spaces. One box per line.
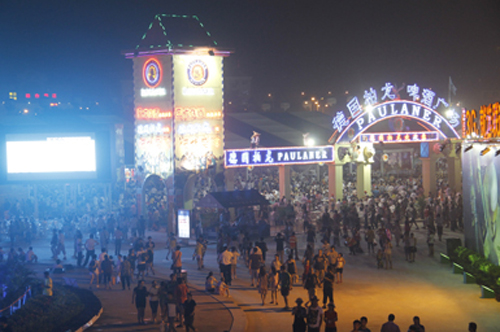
196, 189, 269, 209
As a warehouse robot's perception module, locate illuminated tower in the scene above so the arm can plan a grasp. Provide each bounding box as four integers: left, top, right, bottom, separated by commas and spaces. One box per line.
125, 14, 230, 184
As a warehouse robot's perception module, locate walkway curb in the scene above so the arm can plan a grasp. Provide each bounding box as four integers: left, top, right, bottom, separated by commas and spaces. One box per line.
190, 283, 247, 332
75, 306, 103, 332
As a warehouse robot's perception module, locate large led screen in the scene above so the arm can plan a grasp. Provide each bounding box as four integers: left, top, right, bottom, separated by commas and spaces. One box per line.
6, 133, 97, 181
463, 143, 500, 265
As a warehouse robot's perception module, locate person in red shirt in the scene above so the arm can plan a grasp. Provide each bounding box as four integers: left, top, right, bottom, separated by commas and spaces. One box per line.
323, 302, 338, 332
175, 278, 188, 328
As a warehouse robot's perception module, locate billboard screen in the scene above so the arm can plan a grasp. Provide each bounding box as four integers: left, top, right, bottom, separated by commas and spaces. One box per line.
178, 209, 190, 238
173, 55, 224, 172
463, 143, 500, 265
133, 56, 174, 180
5, 133, 97, 181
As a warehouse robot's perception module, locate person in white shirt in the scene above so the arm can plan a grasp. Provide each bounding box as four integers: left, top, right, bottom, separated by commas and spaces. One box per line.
218, 246, 233, 286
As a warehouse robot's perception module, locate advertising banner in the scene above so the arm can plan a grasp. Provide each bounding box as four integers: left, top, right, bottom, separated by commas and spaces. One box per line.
133, 55, 174, 180
177, 209, 190, 238
173, 55, 224, 172
463, 144, 500, 265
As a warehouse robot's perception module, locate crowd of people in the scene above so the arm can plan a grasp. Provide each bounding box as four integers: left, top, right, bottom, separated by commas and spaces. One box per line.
0, 161, 471, 331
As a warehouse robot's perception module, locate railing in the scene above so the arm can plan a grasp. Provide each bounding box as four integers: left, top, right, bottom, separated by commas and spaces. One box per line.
0, 286, 32, 316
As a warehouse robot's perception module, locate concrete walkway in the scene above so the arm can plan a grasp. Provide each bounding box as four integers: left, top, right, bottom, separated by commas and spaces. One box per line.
3, 222, 500, 332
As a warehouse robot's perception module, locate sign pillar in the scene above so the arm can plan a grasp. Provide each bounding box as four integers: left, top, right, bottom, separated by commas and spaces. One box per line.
225, 168, 235, 191
328, 163, 344, 201
420, 157, 437, 196
356, 163, 372, 198
279, 165, 291, 201
447, 156, 462, 193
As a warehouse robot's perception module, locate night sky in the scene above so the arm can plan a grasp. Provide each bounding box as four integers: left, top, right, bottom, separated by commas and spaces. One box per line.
0, 0, 499, 111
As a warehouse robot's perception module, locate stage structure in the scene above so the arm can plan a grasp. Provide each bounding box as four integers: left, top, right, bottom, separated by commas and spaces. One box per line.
125, 14, 230, 231
329, 82, 462, 198
462, 102, 500, 265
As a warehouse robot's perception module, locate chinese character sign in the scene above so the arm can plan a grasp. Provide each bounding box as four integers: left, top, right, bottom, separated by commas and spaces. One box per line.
332, 111, 350, 132
225, 146, 334, 168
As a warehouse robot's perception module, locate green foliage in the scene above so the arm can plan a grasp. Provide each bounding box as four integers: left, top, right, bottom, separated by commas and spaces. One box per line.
6, 284, 84, 332
453, 246, 500, 294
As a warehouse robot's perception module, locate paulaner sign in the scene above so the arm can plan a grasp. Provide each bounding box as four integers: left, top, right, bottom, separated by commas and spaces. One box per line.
336, 100, 460, 143
225, 146, 334, 168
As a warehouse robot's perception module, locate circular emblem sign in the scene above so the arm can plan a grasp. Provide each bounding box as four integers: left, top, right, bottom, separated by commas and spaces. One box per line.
187, 60, 209, 86
143, 58, 162, 88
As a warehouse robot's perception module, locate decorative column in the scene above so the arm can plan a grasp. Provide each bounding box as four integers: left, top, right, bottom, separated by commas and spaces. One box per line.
421, 157, 437, 196
328, 163, 344, 201
279, 165, 291, 201
356, 163, 372, 198
447, 156, 462, 193
225, 168, 235, 191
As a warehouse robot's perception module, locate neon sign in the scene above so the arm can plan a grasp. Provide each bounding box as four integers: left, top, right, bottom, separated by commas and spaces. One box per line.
464, 102, 500, 139
136, 122, 170, 136
360, 131, 439, 144
225, 146, 334, 168
143, 58, 162, 88
174, 107, 222, 121
187, 59, 209, 86
140, 88, 167, 97
135, 107, 172, 120
177, 122, 212, 135
336, 100, 460, 143
336, 82, 457, 132
181, 87, 214, 96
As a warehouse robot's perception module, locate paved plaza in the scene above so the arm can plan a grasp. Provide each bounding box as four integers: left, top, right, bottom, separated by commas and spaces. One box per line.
3, 225, 499, 332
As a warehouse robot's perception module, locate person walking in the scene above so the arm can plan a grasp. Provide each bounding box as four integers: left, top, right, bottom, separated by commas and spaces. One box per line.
324, 302, 338, 332
305, 296, 323, 332
248, 247, 262, 287
88, 254, 100, 289
218, 246, 233, 286
426, 231, 435, 257
279, 265, 292, 310
380, 314, 401, 332
183, 292, 197, 332
132, 280, 148, 324
230, 247, 240, 280
291, 298, 307, 332
289, 232, 298, 260
149, 280, 160, 323
101, 254, 113, 289
175, 278, 189, 328
269, 267, 279, 305
43, 271, 53, 296
258, 266, 268, 305
83, 234, 98, 267
256, 237, 268, 261
322, 266, 335, 308
172, 246, 182, 275
115, 227, 123, 256
120, 255, 132, 290
275, 232, 285, 263
286, 254, 299, 284
335, 253, 345, 283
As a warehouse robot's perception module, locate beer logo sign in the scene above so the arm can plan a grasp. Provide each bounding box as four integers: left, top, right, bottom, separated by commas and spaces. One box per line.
187, 60, 209, 86
143, 58, 162, 88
